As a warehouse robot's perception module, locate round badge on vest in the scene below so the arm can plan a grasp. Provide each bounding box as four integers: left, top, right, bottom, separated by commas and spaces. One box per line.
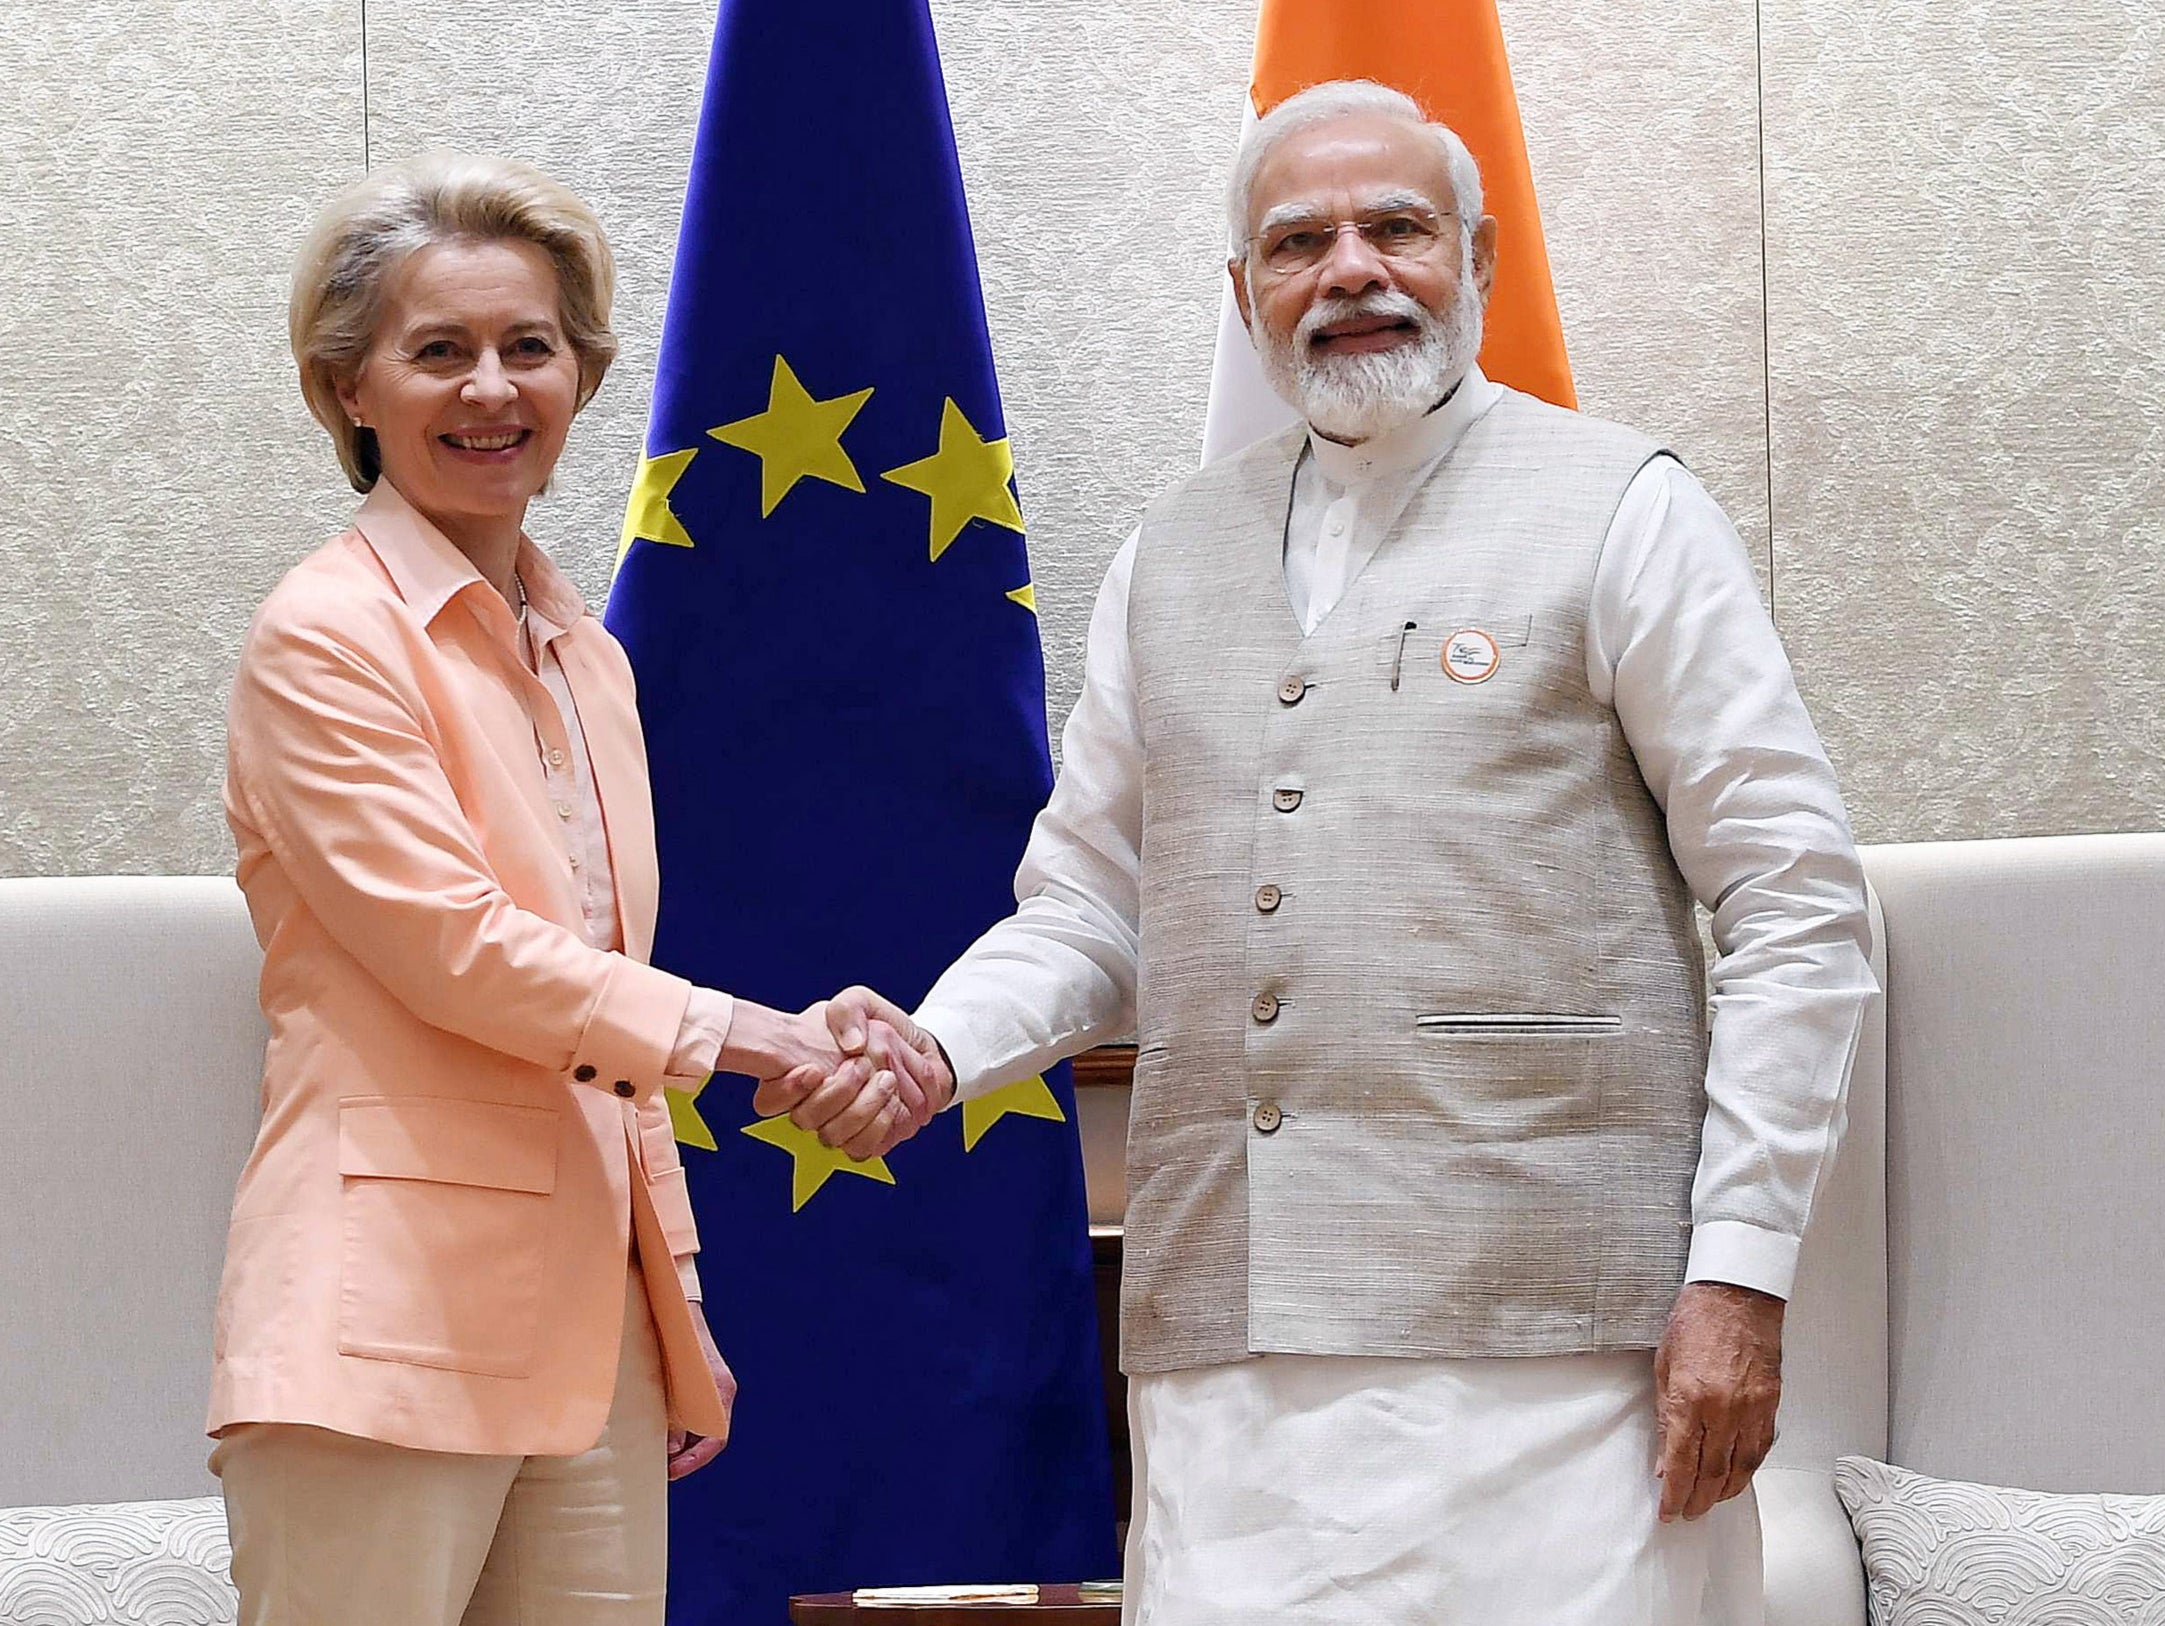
1441, 628, 1502, 685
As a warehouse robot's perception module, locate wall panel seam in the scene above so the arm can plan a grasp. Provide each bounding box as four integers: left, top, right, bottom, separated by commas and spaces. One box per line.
1754, 0, 1776, 622
359, 0, 372, 166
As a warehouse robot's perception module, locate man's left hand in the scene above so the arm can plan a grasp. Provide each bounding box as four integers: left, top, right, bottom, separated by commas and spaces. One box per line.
1653, 1281, 1785, 1521
666, 1299, 737, 1480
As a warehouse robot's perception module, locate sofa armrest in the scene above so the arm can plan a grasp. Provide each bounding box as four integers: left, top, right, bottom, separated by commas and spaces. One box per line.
1759, 1465, 1865, 1626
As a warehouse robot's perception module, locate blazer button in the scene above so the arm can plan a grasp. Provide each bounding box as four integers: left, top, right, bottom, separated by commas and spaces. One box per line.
1273, 788, 1303, 812
1253, 1102, 1283, 1134
1251, 992, 1280, 1024
1255, 884, 1282, 913
614, 1079, 636, 1099
574, 1064, 597, 1082
1277, 675, 1307, 705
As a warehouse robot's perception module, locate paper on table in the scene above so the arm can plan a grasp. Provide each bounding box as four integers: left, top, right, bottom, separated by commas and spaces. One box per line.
852, 1585, 1041, 1607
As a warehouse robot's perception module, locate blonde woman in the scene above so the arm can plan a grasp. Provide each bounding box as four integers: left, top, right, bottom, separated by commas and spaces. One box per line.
207, 153, 936, 1625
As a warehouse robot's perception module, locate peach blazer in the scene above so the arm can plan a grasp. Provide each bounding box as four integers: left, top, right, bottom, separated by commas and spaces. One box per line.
208, 480, 729, 1456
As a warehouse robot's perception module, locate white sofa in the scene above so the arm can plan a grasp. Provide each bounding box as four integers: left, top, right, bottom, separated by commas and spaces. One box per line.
1762, 832, 2165, 1622
0, 878, 262, 1625
6, 836, 2164, 1622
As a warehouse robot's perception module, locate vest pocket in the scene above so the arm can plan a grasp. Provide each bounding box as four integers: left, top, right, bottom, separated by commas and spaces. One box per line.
1415, 1013, 1622, 1038
334, 1097, 558, 1378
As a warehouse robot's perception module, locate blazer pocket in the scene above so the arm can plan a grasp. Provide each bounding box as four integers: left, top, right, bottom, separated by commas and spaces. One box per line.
335, 1097, 559, 1378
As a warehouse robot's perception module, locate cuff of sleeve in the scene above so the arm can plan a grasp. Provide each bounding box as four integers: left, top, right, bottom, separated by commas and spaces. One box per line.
569, 957, 692, 1108
910, 1000, 988, 1106
677, 1253, 702, 1304
1685, 1220, 1801, 1300
666, 987, 736, 1080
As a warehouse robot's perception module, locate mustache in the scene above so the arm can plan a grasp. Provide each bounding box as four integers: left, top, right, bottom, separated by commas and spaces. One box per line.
1295, 289, 1435, 347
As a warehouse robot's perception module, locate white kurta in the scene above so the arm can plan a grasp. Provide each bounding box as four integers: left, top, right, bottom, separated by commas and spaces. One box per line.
1127, 1354, 1762, 1625
915, 369, 1875, 1624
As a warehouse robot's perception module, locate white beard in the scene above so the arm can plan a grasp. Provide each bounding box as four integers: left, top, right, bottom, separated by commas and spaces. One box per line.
1251, 241, 1486, 443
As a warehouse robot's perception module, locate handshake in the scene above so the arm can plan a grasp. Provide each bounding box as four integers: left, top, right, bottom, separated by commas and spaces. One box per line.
739, 987, 957, 1162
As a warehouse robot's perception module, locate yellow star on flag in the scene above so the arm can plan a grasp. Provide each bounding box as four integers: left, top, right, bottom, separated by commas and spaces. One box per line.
961, 1074, 1067, 1153
708, 355, 874, 517
881, 398, 1025, 561
1006, 582, 1037, 613
665, 1074, 719, 1152
617, 447, 699, 566
742, 1114, 897, 1211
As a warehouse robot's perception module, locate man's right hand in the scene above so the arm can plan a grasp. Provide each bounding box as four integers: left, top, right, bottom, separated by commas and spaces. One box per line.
750, 987, 953, 1157
744, 990, 952, 1162
827, 986, 956, 1115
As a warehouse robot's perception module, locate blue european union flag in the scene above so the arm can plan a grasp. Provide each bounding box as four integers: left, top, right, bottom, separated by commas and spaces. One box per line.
605, 1, 1119, 1619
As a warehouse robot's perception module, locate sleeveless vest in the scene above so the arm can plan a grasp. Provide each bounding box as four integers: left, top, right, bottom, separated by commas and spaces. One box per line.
1120, 388, 1709, 1372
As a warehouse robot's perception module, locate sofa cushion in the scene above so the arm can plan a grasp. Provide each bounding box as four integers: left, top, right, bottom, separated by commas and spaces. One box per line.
1835, 1455, 2165, 1624
0, 1497, 235, 1626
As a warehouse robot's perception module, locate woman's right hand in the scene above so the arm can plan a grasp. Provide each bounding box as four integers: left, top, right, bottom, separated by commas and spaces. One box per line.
722, 999, 844, 1081
730, 1000, 922, 1161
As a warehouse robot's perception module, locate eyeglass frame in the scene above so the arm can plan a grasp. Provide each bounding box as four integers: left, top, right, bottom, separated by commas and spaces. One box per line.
1241, 203, 1465, 278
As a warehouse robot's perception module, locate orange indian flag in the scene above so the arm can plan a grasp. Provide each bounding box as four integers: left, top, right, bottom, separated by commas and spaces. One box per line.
1201, 0, 1575, 462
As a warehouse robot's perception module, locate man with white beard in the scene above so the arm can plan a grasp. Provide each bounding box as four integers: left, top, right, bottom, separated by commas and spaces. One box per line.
789, 79, 1876, 1624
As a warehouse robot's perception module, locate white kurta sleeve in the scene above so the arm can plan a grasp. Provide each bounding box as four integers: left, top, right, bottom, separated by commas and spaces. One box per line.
1590, 458, 1878, 1301
913, 532, 1147, 1100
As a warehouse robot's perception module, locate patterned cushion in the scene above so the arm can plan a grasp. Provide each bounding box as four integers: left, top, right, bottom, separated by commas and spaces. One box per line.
0, 1499, 235, 1626
1835, 1456, 2165, 1625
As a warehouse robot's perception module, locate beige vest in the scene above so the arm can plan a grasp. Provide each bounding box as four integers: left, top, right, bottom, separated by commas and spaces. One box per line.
1120, 387, 1710, 1373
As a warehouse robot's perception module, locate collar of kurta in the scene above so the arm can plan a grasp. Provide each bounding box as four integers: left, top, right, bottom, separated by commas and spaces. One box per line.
353, 478, 588, 642
1304, 364, 1504, 490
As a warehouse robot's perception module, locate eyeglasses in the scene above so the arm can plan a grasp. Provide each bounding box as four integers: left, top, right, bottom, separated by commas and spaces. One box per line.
1249, 206, 1456, 275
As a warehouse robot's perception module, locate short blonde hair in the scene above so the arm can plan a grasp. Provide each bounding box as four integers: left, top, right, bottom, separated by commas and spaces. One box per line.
289, 151, 619, 492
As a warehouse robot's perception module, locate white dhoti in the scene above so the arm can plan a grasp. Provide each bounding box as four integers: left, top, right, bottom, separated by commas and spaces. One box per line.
1122, 1352, 1762, 1626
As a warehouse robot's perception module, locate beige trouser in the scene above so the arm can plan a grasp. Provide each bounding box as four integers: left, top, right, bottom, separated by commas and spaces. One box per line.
213, 1265, 669, 1626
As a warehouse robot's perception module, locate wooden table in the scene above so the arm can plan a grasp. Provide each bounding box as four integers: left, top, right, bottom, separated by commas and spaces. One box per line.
788, 1587, 1119, 1624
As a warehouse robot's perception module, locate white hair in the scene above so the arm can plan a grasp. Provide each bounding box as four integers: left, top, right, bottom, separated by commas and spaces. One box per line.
1249, 234, 1486, 442
1225, 80, 1485, 257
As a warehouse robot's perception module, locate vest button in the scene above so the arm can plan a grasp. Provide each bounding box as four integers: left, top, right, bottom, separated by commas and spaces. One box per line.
1255, 884, 1282, 913
1251, 992, 1280, 1024
1273, 788, 1303, 812
1277, 675, 1307, 705
1252, 1102, 1283, 1134
574, 1064, 597, 1082
614, 1079, 636, 1099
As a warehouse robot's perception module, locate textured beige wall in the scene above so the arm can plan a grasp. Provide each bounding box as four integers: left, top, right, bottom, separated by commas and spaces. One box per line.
2, 0, 2155, 875
0, 0, 362, 874
1507, 0, 1770, 582
1763, 0, 2165, 842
